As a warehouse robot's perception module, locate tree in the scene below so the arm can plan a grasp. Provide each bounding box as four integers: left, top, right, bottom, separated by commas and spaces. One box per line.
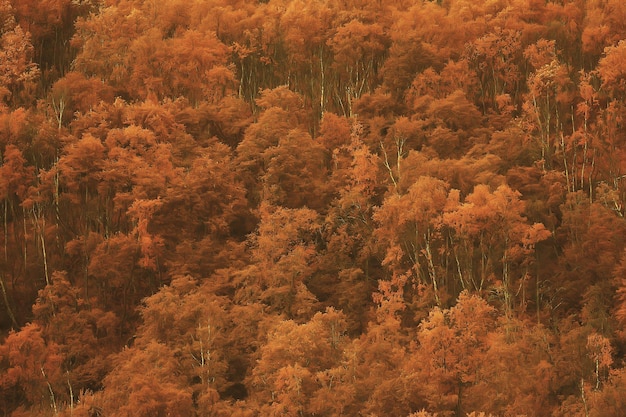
614, 248, 626, 341
86, 232, 147, 327
234, 203, 320, 319
586, 367, 626, 417
0, 2, 39, 107
581, 0, 626, 66
71, 1, 149, 94
261, 128, 330, 209
318, 111, 352, 151
316, 128, 383, 332
460, 316, 558, 416
161, 29, 234, 104
406, 292, 497, 416
32, 271, 119, 395
99, 341, 194, 417
155, 139, 250, 276
443, 184, 551, 315
328, 19, 388, 116
374, 176, 459, 307
57, 133, 104, 205
0, 144, 34, 326
0, 322, 64, 414
467, 28, 524, 113
10, 0, 94, 82
407, 59, 480, 105
555, 191, 626, 314
380, 2, 450, 100
250, 308, 348, 415
48, 72, 114, 128
279, 0, 334, 118
522, 58, 573, 171
236, 87, 307, 206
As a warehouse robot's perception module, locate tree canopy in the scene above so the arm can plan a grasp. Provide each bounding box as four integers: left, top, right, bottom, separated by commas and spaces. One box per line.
2, 0, 626, 416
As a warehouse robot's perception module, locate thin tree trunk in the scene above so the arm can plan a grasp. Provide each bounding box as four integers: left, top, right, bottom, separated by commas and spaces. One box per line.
0, 274, 18, 328
3, 200, 7, 262
424, 230, 440, 306
32, 205, 50, 286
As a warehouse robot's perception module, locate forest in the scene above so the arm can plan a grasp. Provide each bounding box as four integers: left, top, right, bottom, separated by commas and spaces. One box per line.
2, 0, 626, 415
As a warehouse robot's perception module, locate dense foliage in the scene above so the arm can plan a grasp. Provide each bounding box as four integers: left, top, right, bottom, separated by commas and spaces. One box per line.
2, 0, 626, 415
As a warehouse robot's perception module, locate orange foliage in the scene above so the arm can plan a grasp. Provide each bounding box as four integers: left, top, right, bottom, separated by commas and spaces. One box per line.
4, 1, 626, 416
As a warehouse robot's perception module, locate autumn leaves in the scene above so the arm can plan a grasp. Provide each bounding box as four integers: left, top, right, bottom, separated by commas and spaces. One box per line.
3, 0, 626, 415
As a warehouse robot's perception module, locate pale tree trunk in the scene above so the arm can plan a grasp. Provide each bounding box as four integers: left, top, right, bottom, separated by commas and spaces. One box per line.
31, 203, 50, 286
424, 229, 440, 306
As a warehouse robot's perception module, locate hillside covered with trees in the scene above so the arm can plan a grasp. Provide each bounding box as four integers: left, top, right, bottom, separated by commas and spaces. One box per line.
2, 0, 626, 415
